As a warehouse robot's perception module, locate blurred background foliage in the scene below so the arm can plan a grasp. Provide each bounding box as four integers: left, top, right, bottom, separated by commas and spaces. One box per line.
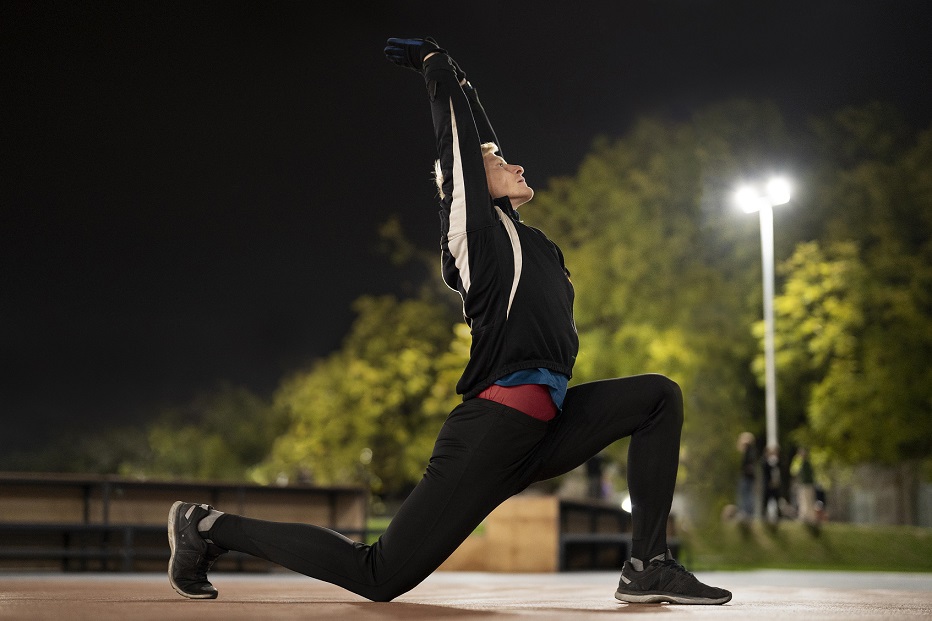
7, 98, 930, 524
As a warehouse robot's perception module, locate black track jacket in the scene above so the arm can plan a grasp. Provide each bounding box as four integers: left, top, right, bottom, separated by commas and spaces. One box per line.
423, 54, 579, 400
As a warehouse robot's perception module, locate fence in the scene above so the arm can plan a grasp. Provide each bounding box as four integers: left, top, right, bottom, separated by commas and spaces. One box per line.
0, 472, 368, 572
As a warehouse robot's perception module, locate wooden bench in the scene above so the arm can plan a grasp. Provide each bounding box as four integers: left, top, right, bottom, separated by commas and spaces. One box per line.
559, 498, 632, 570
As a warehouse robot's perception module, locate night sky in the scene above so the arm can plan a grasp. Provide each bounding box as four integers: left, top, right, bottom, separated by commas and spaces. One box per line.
3, 1, 931, 458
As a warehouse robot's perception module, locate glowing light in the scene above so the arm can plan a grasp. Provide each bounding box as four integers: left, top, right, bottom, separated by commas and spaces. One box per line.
766, 177, 791, 205
735, 186, 767, 213
734, 177, 792, 213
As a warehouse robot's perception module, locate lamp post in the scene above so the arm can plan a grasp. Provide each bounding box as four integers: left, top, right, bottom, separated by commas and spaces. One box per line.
735, 178, 790, 450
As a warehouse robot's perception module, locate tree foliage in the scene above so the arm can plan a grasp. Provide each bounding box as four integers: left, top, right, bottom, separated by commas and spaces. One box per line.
120, 383, 286, 481
252, 295, 465, 496
770, 240, 932, 465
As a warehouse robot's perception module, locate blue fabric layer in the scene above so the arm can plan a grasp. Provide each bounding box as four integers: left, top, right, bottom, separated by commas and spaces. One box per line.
494, 368, 569, 409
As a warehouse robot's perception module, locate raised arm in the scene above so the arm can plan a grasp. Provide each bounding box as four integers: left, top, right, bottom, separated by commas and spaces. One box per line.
385, 37, 498, 235
445, 56, 503, 155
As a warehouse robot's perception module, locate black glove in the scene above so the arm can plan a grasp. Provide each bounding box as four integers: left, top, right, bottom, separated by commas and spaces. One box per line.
384, 37, 446, 73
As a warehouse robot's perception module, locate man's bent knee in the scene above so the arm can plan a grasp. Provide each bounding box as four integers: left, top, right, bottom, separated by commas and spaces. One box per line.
647, 374, 684, 430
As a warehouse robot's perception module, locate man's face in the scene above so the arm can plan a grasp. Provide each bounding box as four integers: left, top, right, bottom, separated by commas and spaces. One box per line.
483, 152, 534, 208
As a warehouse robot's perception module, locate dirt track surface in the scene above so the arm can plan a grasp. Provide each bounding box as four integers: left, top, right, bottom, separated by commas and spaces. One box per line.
1, 570, 930, 620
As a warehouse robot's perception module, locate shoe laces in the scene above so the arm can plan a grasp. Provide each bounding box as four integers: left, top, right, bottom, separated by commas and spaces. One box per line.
655, 558, 691, 575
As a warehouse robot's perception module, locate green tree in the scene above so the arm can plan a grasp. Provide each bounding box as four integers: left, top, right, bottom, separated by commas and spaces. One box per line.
122, 383, 285, 481
768, 177, 932, 463
254, 295, 464, 498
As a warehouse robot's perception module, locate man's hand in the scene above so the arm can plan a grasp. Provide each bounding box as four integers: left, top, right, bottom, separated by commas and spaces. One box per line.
384, 37, 446, 73
447, 55, 468, 85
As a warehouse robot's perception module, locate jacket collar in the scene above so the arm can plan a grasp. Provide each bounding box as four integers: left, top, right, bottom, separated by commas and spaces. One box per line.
493, 196, 520, 222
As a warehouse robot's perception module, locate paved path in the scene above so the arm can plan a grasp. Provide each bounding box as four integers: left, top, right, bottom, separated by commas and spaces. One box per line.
1, 570, 930, 620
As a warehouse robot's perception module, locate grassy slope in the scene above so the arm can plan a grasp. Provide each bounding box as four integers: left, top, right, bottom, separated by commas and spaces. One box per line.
681, 520, 932, 572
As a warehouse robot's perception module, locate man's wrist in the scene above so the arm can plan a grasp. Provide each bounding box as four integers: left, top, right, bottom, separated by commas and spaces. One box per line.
422, 51, 462, 83
423, 52, 457, 76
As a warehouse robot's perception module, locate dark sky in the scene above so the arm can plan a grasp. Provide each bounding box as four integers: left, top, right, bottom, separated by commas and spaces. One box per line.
3, 1, 932, 457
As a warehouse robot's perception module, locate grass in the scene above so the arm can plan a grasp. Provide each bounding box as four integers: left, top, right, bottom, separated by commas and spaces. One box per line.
681, 520, 932, 572
365, 516, 391, 545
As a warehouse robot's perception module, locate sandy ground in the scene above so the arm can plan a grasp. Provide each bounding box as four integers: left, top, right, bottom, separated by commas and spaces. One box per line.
1, 569, 931, 620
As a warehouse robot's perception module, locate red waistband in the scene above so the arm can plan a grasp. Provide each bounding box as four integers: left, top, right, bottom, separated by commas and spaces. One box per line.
476, 383, 557, 421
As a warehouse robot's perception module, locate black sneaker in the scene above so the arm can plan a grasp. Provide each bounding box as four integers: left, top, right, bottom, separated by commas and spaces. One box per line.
614, 552, 732, 605
168, 501, 227, 599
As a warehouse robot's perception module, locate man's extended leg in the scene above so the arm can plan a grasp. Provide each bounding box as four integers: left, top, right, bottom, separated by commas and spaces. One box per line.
196, 399, 548, 601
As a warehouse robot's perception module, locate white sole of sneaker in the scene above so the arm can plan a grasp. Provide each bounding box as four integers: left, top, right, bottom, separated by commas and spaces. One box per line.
167, 500, 217, 599
615, 590, 732, 605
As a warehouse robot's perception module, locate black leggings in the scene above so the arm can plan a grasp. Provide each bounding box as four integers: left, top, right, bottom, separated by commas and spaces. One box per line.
206, 373, 683, 601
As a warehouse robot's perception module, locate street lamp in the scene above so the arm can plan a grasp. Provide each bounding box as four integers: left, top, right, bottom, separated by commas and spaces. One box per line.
735, 177, 791, 450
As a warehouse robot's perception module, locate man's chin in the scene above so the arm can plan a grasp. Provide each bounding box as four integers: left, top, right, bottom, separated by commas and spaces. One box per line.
513, 188, 534, 208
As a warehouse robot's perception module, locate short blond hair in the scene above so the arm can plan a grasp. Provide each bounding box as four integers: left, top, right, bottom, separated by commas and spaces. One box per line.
434, 142, 500, 199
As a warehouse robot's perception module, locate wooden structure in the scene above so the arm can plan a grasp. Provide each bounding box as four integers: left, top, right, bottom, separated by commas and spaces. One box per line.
439, 494, 678, 572
0, 472, 368, 572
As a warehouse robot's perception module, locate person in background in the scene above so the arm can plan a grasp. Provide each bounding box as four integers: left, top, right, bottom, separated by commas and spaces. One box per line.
736, 431, 757, 519
791, 446, 816, 524
762, 445, 783, 524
